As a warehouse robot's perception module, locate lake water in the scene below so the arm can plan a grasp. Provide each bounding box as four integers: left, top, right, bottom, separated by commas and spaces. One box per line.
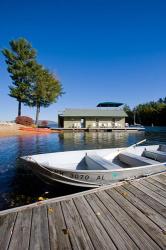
0, 127, 166, 211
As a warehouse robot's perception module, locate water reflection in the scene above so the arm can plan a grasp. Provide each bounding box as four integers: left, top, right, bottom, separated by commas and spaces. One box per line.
1, 128, 166, 211
59, 131, 145, 151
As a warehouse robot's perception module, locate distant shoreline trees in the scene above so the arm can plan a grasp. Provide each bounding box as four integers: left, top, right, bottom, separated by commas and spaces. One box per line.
2, 38, 63, 125
124, 98, 166, 126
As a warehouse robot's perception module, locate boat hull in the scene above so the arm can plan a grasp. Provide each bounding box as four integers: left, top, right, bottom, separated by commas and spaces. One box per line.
21, 157, 166, 187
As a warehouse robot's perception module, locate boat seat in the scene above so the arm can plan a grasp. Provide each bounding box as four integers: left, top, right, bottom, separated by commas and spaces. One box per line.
85, 154, 122, 170
158, 145, 166, 152
142, 149, 166, 162
118, 152, 159, 167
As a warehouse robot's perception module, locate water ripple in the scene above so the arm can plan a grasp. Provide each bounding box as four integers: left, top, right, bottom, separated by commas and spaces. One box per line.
0, 128, 166, 210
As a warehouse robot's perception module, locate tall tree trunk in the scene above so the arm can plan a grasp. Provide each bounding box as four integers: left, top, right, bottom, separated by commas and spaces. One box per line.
35, 105, 40, 125
18, 101, 21, 116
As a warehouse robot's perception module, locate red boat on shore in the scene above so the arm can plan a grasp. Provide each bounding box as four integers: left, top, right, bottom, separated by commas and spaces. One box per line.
19, 127, 63, 133
19, 127, 52, 133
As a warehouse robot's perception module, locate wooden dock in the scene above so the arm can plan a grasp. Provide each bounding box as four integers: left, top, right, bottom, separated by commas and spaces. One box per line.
0, 172, 166, 249
52, 127, 145, 132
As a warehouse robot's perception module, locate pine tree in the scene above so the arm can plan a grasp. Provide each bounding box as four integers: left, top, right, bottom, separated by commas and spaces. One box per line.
28, 64, 63, 125
2, 38, 36, 116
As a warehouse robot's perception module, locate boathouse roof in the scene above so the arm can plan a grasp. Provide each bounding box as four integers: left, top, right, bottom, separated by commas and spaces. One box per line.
97, 102, 123, 107
61, 108, 127, 117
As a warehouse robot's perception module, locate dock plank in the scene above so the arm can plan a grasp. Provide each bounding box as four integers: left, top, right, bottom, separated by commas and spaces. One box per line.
29, 206, 50, 250
97, 190, 161, 249
0, 212, 17, 250
61, 199, 94, 250
124, 183, 166, 218
85, 193, 138, 249
47, 202, 71, 250
8, 209, 32, 250
115, 185, 166, 231
131, 182, 166, 206
1, 172, 166, 249
152, 173, 166, 185
74, 196, 117, 250
146, 177, 166, 191
138, 179, 166, 198
107, 188, 166, 249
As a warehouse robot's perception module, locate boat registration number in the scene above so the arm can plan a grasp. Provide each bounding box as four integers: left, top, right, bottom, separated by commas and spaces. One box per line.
70, 174, 105, 181
53, 170, 105, 181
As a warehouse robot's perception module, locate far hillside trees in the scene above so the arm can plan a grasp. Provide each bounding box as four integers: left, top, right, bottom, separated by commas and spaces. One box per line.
123, 105, 134, 124
124, 97, 166, 126
135, 101, 166, 126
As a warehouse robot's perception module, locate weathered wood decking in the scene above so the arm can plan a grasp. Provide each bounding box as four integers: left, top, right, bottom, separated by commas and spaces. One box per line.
0, 172, 166, 249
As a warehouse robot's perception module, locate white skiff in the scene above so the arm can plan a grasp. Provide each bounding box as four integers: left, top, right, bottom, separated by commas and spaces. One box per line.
21, 142, 166, 187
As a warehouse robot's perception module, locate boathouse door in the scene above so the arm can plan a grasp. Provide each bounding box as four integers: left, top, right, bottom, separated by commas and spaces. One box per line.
81, 118, 85, 128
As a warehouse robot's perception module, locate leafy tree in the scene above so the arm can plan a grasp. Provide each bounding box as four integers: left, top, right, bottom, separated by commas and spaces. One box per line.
2, 38, 36, 116
123, 104, 134, 124
158, 98, 163, 103
158, 97, 166, 104
28, 64, 63, 125
124, 97, 166, 126
135, 100, 166, 125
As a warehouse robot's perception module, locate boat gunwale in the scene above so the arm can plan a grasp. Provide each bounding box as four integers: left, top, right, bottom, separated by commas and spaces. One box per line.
44, 161, 166, 173
21, 154, 166, 174
22, 143, 157, 159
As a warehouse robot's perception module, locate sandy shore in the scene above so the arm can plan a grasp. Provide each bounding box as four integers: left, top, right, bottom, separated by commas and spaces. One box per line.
0, 124, 36, 137
0, 124, 61, 138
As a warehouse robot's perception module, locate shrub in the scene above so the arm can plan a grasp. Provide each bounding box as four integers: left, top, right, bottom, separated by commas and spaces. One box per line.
41, 120, 48, 127
15, 116, 33, 126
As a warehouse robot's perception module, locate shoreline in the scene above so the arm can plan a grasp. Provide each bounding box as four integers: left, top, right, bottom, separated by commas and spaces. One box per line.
0, 125, 145, 138
0, 124, 41, 137
0, 124, 62, 137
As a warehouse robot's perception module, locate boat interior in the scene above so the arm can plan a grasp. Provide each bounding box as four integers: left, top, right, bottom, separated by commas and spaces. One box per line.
84, 144, 166, 171
32, 144, 166, 171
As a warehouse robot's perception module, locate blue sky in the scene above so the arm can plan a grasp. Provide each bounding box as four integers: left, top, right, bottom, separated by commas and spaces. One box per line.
0, 0, 166, 121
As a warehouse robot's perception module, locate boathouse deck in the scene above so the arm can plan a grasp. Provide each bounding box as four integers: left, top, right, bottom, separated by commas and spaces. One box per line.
52, 127, 145, 132
0, 172, 166, 249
